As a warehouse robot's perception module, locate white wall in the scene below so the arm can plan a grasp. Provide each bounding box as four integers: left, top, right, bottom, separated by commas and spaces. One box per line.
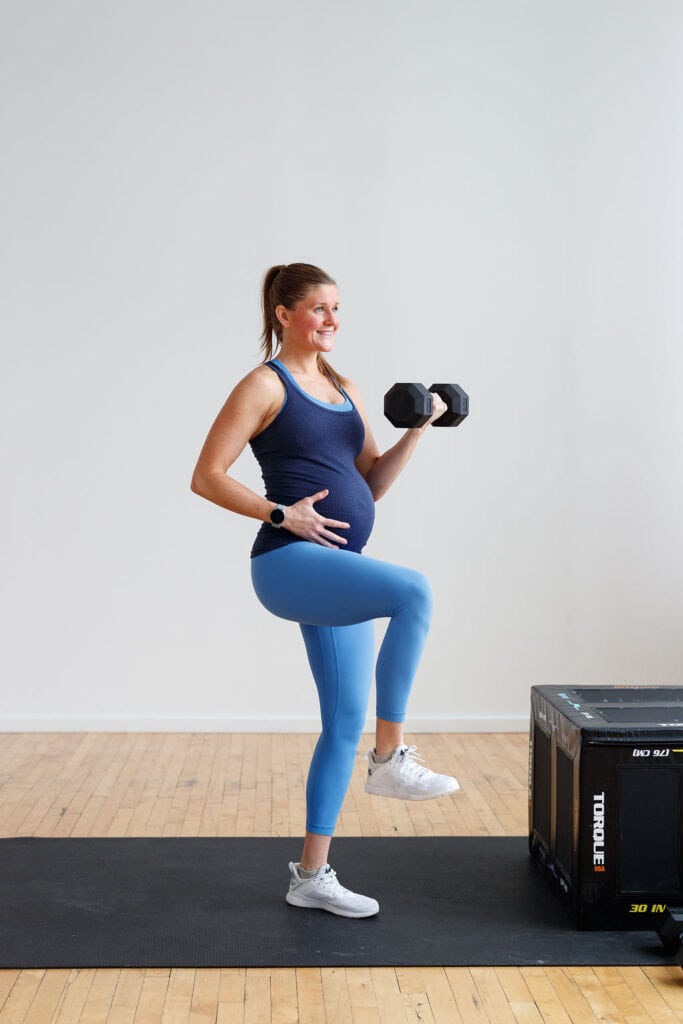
1, 0, 681, 731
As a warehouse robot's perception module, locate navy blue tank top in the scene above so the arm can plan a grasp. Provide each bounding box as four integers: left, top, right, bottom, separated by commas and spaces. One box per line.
249, 360, 376, 558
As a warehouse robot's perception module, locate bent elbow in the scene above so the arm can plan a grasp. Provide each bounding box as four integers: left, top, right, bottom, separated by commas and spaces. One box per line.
364, 468, 385, 503
364, 474, 384, 503
190, 472, 206, 496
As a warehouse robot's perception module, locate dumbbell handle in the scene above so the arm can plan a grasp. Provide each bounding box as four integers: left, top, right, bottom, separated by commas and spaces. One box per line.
429, 383, 469, 428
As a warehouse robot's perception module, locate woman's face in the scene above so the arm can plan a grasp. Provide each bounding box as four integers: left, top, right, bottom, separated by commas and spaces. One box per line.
277, 284, 340, 354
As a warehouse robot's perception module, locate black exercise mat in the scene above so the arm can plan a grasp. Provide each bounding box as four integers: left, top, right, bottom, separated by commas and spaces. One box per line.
0, 836, 671, 968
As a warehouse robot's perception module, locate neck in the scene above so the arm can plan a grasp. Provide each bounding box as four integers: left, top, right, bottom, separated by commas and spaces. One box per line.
277, 346, 324, 377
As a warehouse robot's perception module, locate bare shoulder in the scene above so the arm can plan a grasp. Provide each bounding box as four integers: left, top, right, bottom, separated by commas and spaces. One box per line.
226, 363, 283, 413
237, 363, 284, 398
224, 363, 285, 438
201, 364, 282, 433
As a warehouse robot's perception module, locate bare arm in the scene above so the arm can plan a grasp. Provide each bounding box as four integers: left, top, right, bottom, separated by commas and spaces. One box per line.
190, 366, 351, 547
344, 380, 447, 501
190, 365, 283, 521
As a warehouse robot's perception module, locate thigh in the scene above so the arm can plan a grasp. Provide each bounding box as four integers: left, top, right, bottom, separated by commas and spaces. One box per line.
251, 542, 428, 627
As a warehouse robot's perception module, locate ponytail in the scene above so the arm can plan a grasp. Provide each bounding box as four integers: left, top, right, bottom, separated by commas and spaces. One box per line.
259, 264, 288, 361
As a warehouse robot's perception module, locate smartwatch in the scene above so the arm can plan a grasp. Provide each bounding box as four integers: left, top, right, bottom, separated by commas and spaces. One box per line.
269, 504, 286, 528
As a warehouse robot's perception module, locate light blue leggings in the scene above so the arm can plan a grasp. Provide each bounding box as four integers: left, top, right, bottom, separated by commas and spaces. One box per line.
250, 542, 433, 835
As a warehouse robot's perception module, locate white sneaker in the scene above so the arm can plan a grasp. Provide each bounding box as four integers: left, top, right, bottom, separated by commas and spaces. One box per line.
285, 862, 379, 918
365, 744, 460, 800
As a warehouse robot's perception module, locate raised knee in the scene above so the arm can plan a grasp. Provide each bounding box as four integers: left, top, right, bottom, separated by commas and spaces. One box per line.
406, 569, 433, 618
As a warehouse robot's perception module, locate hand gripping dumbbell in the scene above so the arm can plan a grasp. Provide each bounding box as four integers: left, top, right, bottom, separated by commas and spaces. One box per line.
384, 382, 469, 428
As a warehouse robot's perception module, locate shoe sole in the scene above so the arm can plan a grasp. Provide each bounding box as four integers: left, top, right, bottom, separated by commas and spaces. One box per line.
365, 779, 460, 800
286, 891, 379, 918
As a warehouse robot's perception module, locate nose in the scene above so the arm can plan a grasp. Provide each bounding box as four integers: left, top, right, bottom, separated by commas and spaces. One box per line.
324, 310, 338, 326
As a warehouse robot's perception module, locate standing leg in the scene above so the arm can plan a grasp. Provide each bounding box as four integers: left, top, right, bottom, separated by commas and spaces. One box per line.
285, 620, 380, 918
299, 620, 375, 865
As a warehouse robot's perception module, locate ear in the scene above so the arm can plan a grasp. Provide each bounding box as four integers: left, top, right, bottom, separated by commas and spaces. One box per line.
274, 304, 290, 329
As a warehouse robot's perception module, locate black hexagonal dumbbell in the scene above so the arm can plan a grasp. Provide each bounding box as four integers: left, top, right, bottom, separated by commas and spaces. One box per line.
384, 382, 469, 429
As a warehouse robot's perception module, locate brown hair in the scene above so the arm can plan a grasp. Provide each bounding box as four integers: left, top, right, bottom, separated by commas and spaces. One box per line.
260, 263, 342, 388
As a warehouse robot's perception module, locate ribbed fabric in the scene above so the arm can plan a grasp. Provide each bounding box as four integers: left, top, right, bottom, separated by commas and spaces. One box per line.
249, 360, 375, 557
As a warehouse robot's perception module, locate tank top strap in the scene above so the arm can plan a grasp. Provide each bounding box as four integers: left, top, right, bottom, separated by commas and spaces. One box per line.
265, 359, 289, 383
266, 359, 352, 412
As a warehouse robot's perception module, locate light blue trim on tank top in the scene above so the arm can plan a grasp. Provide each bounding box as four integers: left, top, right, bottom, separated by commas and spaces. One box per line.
271, 358, 353, 412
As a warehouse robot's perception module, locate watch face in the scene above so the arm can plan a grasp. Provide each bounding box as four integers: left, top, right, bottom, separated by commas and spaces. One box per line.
270, 506, 285, 525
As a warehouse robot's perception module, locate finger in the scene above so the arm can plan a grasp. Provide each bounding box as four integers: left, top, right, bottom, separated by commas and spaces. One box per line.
323, 519, 350, 530
311, 530, 345, 548
308, 489, 329, 504
313, 527, 347, 546
429, 395, 448, 421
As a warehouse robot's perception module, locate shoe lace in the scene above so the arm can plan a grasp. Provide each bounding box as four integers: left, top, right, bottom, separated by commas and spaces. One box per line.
397, 744, 430, 779
318, 866, 341, 891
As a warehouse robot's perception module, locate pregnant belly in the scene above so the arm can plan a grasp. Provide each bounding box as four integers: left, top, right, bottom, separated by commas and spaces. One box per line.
318, 485, 376, 553
275, 471, 376, 553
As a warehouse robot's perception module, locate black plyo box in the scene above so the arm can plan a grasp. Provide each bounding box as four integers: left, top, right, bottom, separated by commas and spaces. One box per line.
529, 685, 683, 929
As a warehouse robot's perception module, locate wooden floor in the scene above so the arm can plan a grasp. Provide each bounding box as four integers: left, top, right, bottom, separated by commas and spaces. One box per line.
1, 731, 681, 1023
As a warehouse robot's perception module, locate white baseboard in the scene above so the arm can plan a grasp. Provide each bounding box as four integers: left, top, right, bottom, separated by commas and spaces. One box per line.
0, 714, 528, 733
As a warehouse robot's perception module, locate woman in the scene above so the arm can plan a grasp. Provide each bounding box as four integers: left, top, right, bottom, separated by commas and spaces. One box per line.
191, 263, 459, 918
